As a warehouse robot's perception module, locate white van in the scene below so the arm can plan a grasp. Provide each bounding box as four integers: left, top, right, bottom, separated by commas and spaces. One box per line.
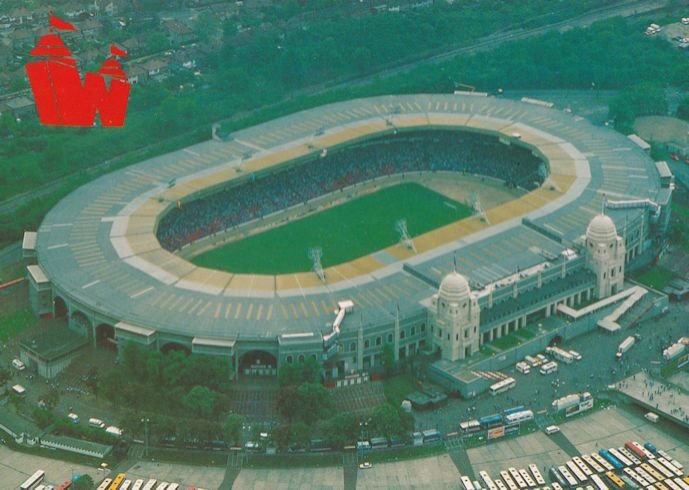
515, 361, 531, 374
539, 361, 558, 375
68, 413, 80, 424
568, 350, 582, 361
644, 412, 659, 423
12, 358, 25, 370
11, 384, 26, 396
105, 425, 123, 437
544, 425, 560, 435
88, 417, 105, 429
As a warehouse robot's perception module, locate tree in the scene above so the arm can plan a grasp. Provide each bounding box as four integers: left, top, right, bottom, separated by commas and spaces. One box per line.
121, 341, 147, 381
290, 421, 311, 450
278, 364, 302, 387
32, 407, 54, 429
677, 96, 689, 121
370, 403, 401, 440
277, 385, 301, 421
323, 412, 359, 449
223, 413, 245, 446
73, 473, 95, 490
0, 368, 10, 395
609, 82, 668, 134
145, 32, 170, 54
183, 355, 228, 390
272, 423, 291, 452
302, 356, 323, 383
146, 351, 163, 384
161, 350, 187, 387
181, 386, 217, 417
296, 383, 333, 423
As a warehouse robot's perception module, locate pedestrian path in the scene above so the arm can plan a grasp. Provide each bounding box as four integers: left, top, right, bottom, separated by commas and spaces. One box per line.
615, 371, 689, 428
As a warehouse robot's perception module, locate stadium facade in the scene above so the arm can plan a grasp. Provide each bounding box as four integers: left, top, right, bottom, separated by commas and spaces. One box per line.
24, 94, 671, 385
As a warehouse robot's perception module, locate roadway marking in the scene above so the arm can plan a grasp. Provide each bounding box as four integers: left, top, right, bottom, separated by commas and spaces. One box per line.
130, 286, 154, 299
266, 304, 274, 321
245, 303, 254, 320
82, 280, 101, 289
234, 303, 243, 320
224, 303, 233, 319
47, 243, 69, 249
183, 148, 200, 156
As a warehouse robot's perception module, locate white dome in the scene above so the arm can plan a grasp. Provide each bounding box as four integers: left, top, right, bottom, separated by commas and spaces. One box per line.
586, 214, 617, 243
439, 271, 470, 303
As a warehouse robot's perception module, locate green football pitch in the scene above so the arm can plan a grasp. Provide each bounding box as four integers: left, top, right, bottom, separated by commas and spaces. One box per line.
191, 183, 473, 274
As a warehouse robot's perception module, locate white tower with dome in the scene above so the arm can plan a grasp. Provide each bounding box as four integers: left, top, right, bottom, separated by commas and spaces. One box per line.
585, 214, 625, 298
427, 270, 480, 361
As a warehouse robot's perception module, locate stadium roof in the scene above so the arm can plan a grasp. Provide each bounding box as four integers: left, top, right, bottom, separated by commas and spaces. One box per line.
36, 94, 660, 341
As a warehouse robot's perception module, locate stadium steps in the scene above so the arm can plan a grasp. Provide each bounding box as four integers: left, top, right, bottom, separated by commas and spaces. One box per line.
471, 370, 508, 381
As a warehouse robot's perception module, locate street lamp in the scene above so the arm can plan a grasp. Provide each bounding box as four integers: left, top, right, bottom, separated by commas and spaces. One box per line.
141, 417, 150, 457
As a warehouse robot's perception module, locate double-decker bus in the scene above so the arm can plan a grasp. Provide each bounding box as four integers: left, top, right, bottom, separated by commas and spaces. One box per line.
96, 479, 113, 490
665, 479, 683, 490
459, 420, 481, 433
479, 414, 504, 429
641, 463, 664, 483
658, 458, 684, 478
503, 406, 526, 416
495, 477, 508, 490
618, 447, 641, 466
460, 476, 476, 490
529, 464, 546, 486
573, 456, 593, 477
500, 470, 518, 490
20, 470, 46, 490
657, 451, 683, 472
623, 467, 649, 487
109, 473, 126, 490
609, 448, 633, 467
508, 467, 526, 488
504, 410, 534, 425
635, 465, 656, 484
599, 449, 624, 471
566, 461, 587, 484
604, 471, 625, 489
558, 465, 579, 487
518, 468, 536, 488
647, 459, 674, 480
489, 377, 516, 396
480, 470, 499, 490
583, 454, 605, 474
590, 474, 610, 490
141, 479, 158, 490
673, 478, 689, 490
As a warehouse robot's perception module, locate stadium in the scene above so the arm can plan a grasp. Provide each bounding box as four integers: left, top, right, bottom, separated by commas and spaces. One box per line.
24, 94, 672, 393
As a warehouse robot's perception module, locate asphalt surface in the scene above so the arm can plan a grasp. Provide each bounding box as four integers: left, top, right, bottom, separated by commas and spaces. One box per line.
415, 300, 689, 436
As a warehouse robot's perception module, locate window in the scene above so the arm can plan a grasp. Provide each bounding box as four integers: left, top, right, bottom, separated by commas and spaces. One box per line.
286, 355, 293, 364
350, 342, 356, 352
463, 302, 467, 308
455, 333, 459, 341
298, 355, 305, 363
400, 330, 406, 339
311, 354, 317, 361
387, 333, 393, 343
447, 333, 450, 341
364, 339, 370, 349
603, 272, 606, 279
421, 323, 426, 332
376, 336, 382, 346
473, 326, 477, 333
464, 329, 469, 339
411, 327, 416, 336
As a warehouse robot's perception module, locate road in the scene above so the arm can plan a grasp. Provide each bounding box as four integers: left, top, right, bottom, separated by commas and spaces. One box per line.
414, 300, 689, 436
0, 0, 668, 216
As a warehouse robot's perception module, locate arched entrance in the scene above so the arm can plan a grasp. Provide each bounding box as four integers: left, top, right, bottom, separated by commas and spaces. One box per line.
54, 296, 67, 320
96, 323, 116, 348
160, 342, 191, 356
71, 310, 91, 335
239, 350, 277, 376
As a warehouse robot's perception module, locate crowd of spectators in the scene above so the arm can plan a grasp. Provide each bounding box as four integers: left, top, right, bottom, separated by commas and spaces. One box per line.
157, 131, 546, 250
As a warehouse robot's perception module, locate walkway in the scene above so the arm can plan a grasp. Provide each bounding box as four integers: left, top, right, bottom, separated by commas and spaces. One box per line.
614, 370, 689, 427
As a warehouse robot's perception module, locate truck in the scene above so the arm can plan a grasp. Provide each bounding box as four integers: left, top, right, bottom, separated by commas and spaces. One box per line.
616, 336, 636, 360
546, 346, 574, 364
